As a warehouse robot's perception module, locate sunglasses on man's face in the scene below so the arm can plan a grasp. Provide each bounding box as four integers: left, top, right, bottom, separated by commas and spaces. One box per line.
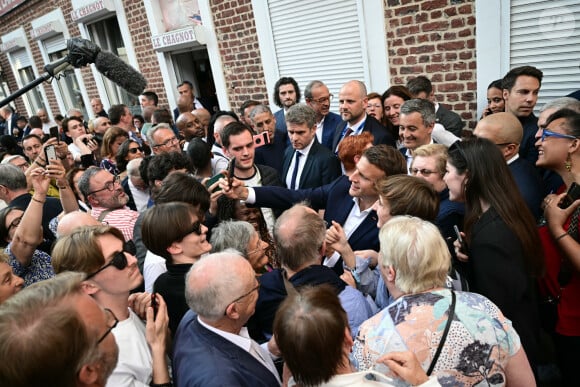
86, 240, 136, 279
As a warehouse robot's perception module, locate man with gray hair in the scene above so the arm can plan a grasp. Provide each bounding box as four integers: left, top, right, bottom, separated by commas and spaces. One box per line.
173, 251, 281, 386
251, 104, 287, 174
399, 98, 437, 170
148, 123, 181, 155
249, 204, 375, 343
304, 80, 341, 150
123, 158, 150, 212
282, 104, 340, 189
0, 272, 119, 387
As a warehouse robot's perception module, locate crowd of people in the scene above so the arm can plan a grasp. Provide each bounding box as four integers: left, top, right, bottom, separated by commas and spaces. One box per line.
0, 67, 579, 387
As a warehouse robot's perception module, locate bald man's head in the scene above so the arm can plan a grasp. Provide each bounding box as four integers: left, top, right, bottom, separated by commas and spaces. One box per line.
56, 212, 101, 237
474, 112, 523, 160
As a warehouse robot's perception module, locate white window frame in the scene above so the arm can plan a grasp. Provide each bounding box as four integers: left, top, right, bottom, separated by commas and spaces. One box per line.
252, 0, 389, 107
31, 9, 90, 120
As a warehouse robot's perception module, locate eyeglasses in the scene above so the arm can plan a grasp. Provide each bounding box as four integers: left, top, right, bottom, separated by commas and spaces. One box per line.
128, 147, 143, 154
179, 221, 203, 240
86, 241, 136, 279
98, 308, 119, 344
154, 137, 178, 148
7, 215, 22, 232
409, 168, 437, 176
224, 283, 260, 315
87, 175, 121, 196
540, 129, 578, 142
309, 94, 333, 104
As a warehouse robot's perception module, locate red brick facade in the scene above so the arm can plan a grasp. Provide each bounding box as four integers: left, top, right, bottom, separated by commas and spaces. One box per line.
1, 0, 478, 130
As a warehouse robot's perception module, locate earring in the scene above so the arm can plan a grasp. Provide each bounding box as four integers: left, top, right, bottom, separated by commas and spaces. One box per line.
565, 153, 572, 172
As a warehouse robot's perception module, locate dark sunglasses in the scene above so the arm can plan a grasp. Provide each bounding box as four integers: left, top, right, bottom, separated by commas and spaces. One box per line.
86, 240, 136, 279
179, 221, 203, 240
128, 147, 143, 154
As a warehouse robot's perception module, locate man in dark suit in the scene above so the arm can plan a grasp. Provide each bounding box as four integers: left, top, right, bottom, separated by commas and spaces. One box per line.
0, 106, 19, 138
399, 99, 437, 170
173, 251, 281, 387
272, 77, 300, 146
281, 104, 340, 189
250, 104, 287, 175
221, 121, 283, 231
332, 80, 395, 151
474, 112, 544, 219
222, 145, 407, 275
407, 75, 464, 137
173, 80, 217, 120
304, 80, 342, 150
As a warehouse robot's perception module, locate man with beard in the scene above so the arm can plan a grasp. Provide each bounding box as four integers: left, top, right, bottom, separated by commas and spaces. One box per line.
332, 80, 395, 151
273, 77, 300, 145
176, 112, 204, 149
78, 167, 140, 241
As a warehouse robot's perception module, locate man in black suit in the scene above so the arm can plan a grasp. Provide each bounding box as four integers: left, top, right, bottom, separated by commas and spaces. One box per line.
474, 112, 544, 219
273, 77, 300, 146
0, 106, 19, 138
407, 75, 464, 137
282, 104, 341, 189
332, 80, 395, 151
304, 80, 342, 150
399, 99, 436, 170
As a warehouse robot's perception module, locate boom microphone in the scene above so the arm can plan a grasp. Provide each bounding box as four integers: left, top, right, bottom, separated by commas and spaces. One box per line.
67, 37, 147, 96
93, 50, 147, 96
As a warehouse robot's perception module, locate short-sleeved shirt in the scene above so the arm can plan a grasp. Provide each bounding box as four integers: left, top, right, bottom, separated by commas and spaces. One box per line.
6, 244, 54, 287
352, 289, 520, 386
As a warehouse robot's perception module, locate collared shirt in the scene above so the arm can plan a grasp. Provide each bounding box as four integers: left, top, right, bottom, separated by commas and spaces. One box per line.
239, 166, 276, 232
335, 114, 367, 152
506, 153, 519, 165
405, 137, 434, 172
197, 317, 281, 382
128, 178, 150, 213
324, 197, 373, 268
315, 115, 326, 144
285, 138, 316, 189
90, 206, 140, 241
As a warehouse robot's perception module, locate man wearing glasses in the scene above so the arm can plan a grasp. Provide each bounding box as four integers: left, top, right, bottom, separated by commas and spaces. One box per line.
173, 251, 281, 387
474, 112, 545, 219
304, 80, 342, 150
0, 272, 119, 387
147, 123, 182, 155
78, 166, 140, 241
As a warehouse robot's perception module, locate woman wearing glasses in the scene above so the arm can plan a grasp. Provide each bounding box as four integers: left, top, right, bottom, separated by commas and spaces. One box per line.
535, 108, 580, 385
141, 202, 212, 336
52, 225, 171, 387
210, 220, 271, 274
0, 162, 65, 287
115, 139, 144, 180
445, 137, 543, 374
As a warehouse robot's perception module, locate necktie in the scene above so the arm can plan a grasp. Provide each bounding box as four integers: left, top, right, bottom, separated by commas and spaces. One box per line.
290, 151, 302, 190
343, 127, 353, 140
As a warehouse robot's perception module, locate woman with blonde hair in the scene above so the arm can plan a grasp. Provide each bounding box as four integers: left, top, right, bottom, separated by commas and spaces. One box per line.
353, 216, 535, 386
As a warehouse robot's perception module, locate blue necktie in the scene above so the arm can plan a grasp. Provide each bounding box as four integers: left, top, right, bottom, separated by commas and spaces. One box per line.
290, 151, 302, 190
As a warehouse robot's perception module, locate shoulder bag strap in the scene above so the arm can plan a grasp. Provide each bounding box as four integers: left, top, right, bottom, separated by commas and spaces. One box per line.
427, 290, 456, 376
97, 209, 114, 222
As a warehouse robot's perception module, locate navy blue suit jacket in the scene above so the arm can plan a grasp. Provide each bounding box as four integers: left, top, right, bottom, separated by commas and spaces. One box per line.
252, 175, 380, 256
173, 311, 280, 387
509, 156, 545, 220
281, 140, 341, 189
331, 115, 395, 150
273, 109, 289, 146
320, 112, 342, 150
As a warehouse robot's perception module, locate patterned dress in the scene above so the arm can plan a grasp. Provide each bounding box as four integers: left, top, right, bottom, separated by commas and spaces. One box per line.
5, 244, 54, 287
352, 289, 520, 387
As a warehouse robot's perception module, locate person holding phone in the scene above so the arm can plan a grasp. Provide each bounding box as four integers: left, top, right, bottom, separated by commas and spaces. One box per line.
445, 138, 543, 374
535, 108, 580, 385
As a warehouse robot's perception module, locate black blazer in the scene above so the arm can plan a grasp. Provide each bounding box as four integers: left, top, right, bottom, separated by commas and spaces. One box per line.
281, 139, 341, 189
331, 115, 395, 150
254, 136, 287, 175
320, 111, 342, 150
436, 104, 464, 137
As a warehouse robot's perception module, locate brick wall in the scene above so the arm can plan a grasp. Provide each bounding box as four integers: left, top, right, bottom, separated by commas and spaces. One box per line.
210, 0, 268, 114
386, 0, 477, 131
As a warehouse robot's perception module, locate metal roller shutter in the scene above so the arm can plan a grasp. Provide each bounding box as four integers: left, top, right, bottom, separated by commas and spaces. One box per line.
267, 0, 368, 107
510, 0, 580, 111
43, 34, 66, 53
10, 48, 31, 69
